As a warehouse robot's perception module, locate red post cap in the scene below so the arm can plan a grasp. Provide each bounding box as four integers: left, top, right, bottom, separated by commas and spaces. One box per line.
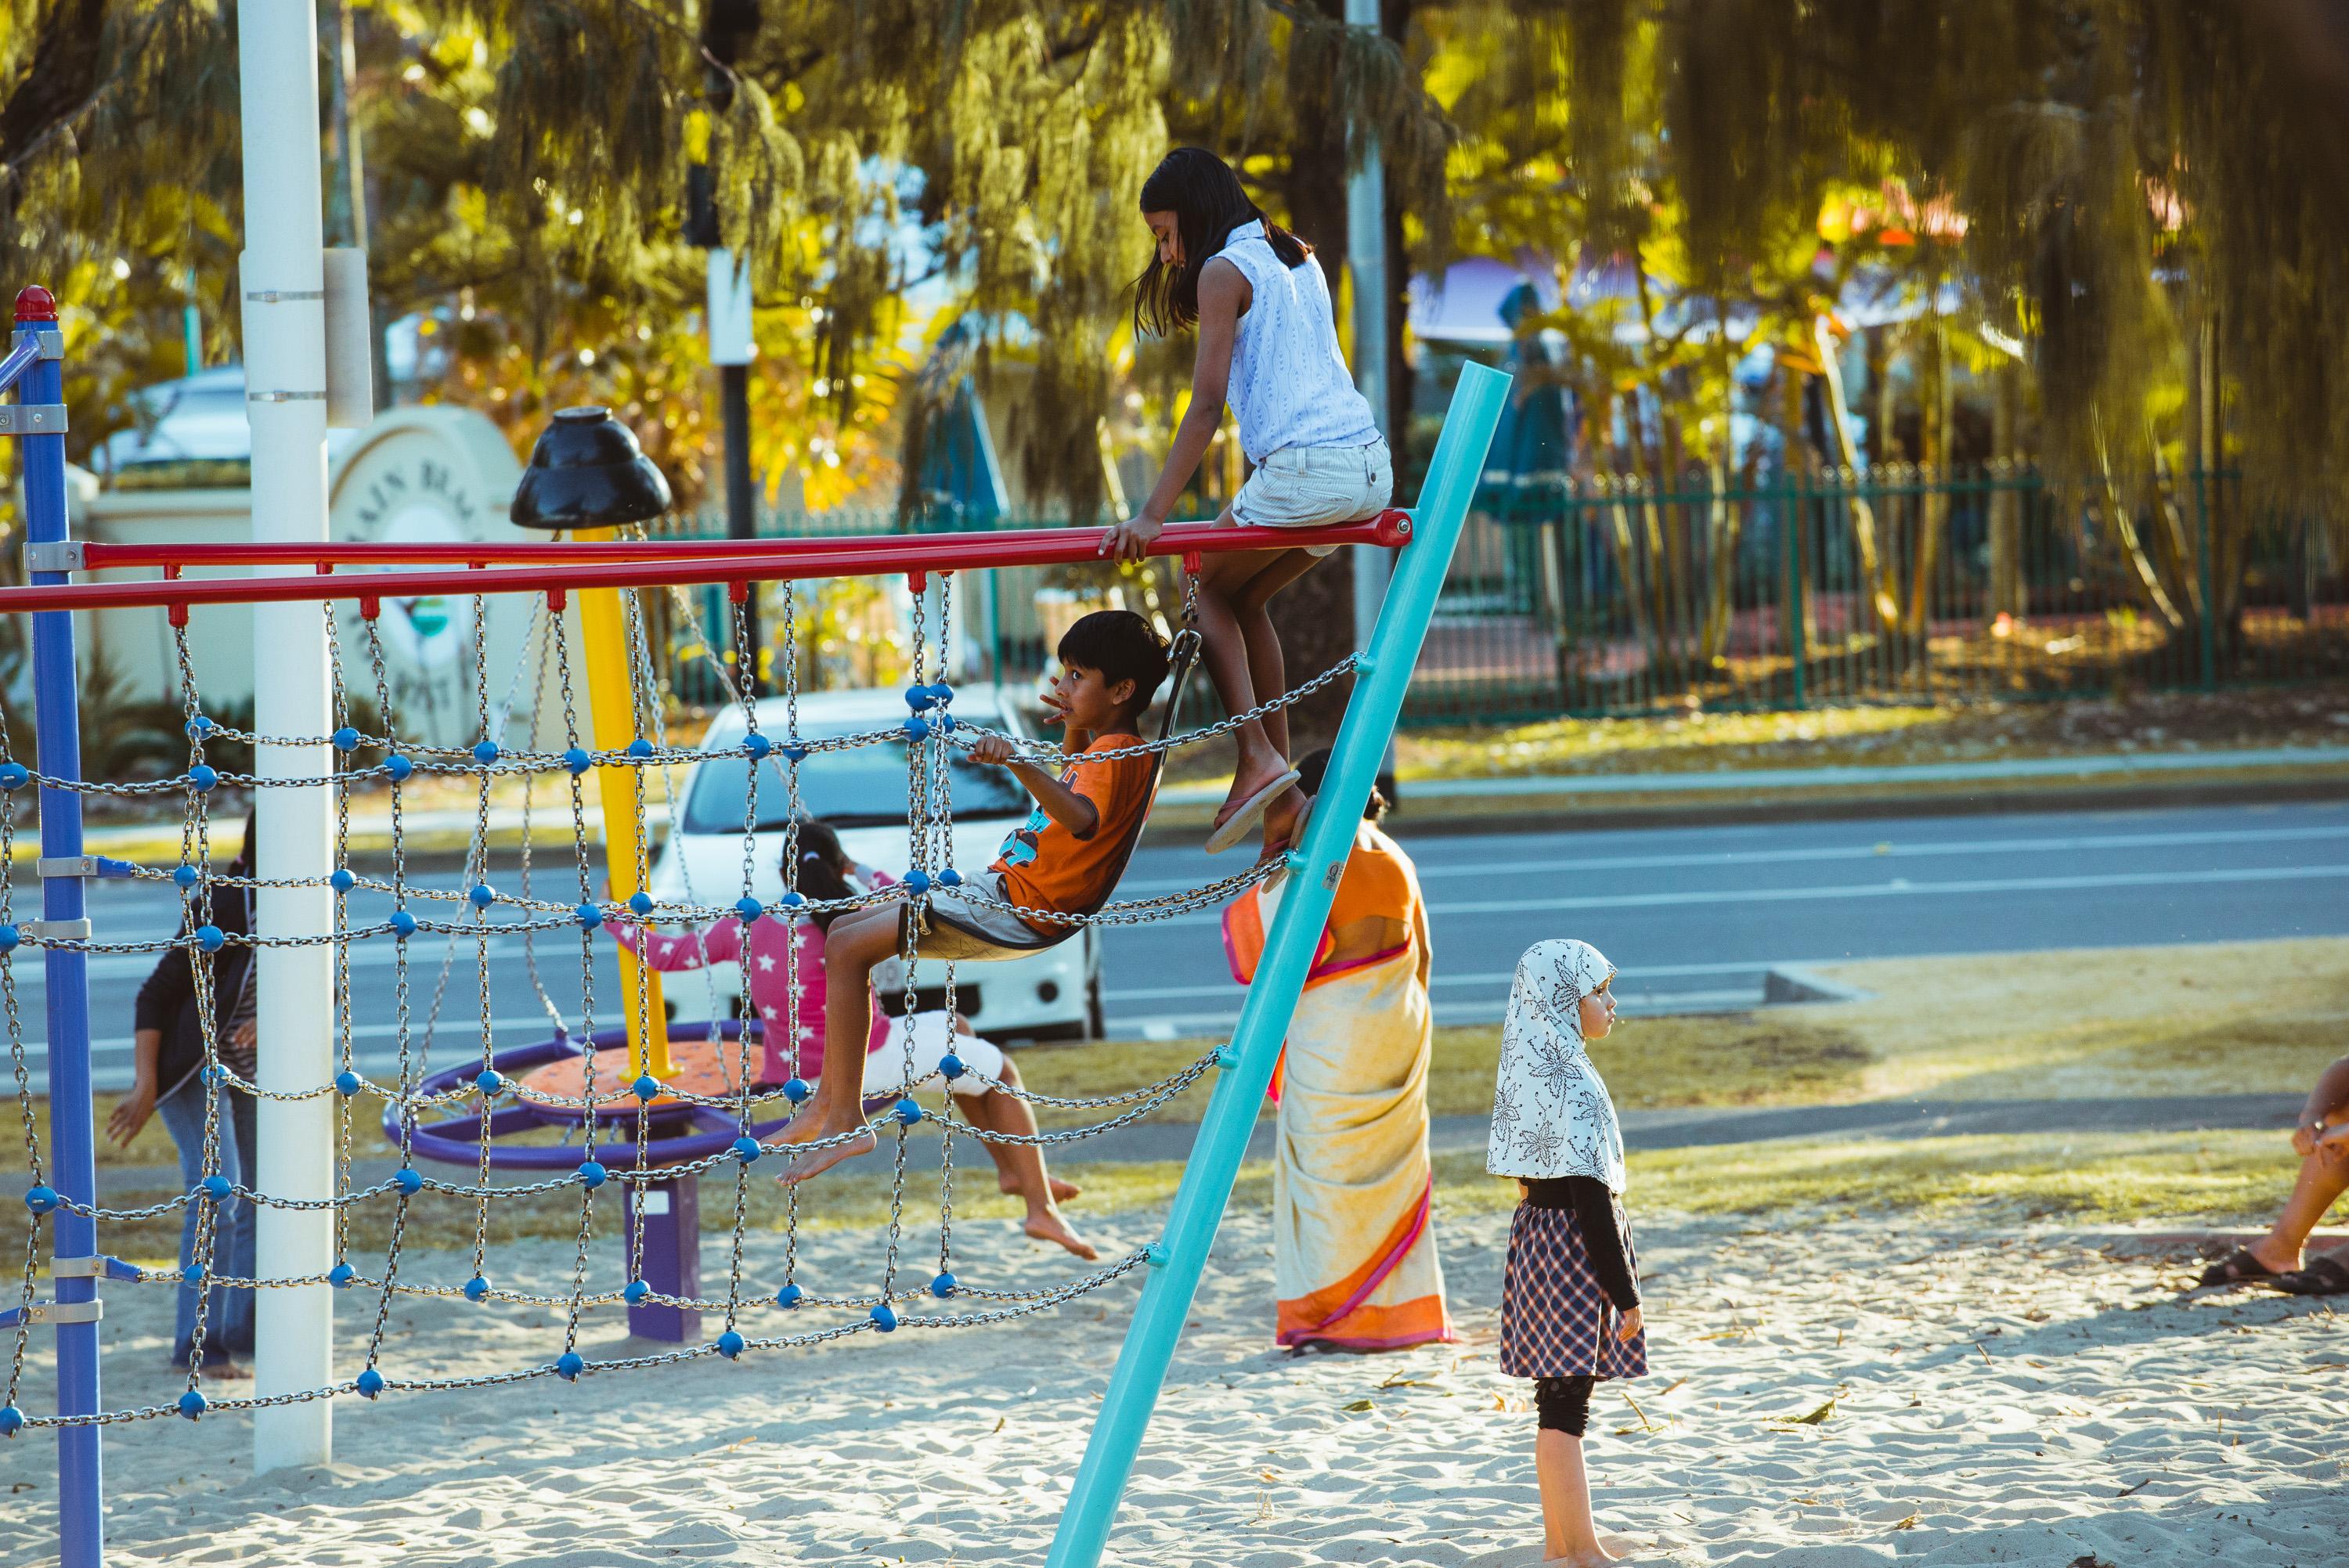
14, 286, 58, 323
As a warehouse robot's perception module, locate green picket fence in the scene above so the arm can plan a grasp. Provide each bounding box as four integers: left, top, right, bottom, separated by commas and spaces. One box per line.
637, 478, 2345, 722
1427, 466, 2346, 722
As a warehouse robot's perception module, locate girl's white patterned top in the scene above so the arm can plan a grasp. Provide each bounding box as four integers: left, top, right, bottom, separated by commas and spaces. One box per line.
1213, 220, 1382, 464
1486, 939, 1627, 1191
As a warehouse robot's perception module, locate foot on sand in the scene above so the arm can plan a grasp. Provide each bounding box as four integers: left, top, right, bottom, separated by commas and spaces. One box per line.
1000, 1173, 1082, 1203
780, 1126, 878, 1185
1024, 1205, 1099, 1261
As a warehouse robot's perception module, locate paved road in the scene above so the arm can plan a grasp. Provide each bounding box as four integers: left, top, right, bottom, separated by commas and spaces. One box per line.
8, 798, 2347, 1092
1102, 797, 2349, 1038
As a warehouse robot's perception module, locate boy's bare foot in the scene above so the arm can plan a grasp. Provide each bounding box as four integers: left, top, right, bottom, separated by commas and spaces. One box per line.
780, 1126, 878, 1185
1025, 1206, 1100, 1261
1543, 1547, 1619, 1567
1000, 1172, 1082, 1203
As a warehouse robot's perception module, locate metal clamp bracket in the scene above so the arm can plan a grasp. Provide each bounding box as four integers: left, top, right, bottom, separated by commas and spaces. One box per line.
247, 391, 327, 403
0, 1298, 103, 1329
23, 539, 84, 573
50, 1254, 143, 1282
22, 918, 92, 942
10, 327, 63, 359
244, 288, 327, 303
0, 403, 68, 435
39, 856, 96, 880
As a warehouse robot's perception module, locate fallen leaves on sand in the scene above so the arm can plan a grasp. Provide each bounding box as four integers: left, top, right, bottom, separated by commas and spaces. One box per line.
1774, 1397, 1838, 1426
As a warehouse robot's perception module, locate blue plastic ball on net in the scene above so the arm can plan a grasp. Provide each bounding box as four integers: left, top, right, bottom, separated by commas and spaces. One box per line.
744, 732, 772, 759
23, 1185, 57, 1214
774, 1282, 804, 1309
556, 1350, 584, 1382
0, 762, 26, 791
463, 1274, 491, 1302
716, 1329, 745, 1360
633, 1074, 661, 1103
186, 714, 215, 740
626, 738, 655, 759
0, 928, 20, 955
392, 1167, 424, 1196
893, 1098, 923, 1126
781, 1077, 811, 1105
901, 716, 931, 742
200, 1173, 233, 1202
388, 910, 418, 938
187, 763, 219, 793
624, 1279, 651, 1304
330, 868, 356, 893
178, 1389, 207, 1420
901, 869, 931, 895
938, 867, 962, 888
335, 1070, 362, 1096
564, 746, 593, 777
938, 1052, 965, 1082
194, 925, 226, 952
904, 683, 929, 710
735, 896, 763, 923
869, 1302, 898, 1332
469, 883, 496, 908
474, 1069, 504, 1097
732, 1135, 763, 1164
329, 1263, 356, 1289
175, 864, 200, 889
384, 754, 413, 783
331, 726, 361, 752
355, 1368, 384, 1399
576, 1160, 608, 1189
473, 739, 500, 764
0, 1404, 26, 1437
576, 903, 603, 931
929, 1271, 958, 1299
629, 892, 654, 917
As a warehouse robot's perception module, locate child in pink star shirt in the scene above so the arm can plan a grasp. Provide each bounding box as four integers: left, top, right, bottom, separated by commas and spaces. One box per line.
609, 819, 1094, 1258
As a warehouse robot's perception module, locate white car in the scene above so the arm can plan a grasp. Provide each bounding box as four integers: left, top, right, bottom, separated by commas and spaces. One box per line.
643, 686, 1104, 1043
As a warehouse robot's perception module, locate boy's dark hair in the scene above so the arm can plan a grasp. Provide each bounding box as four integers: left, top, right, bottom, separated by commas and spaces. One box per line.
1132, 146, 1312, 337
1058, 609, 1171, 708
1294, 748, 1397, 822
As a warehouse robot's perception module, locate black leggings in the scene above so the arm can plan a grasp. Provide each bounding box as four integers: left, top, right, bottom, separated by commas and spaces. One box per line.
1535, 1375, 1594, 1436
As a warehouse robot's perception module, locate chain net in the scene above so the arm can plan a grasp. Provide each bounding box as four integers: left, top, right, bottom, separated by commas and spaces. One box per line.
0, 561, 1338, 1429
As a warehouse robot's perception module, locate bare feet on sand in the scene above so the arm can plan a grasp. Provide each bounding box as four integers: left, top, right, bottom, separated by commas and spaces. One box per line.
1000, 1172, 1082, 1203
1024, 1205, 1099, 1261
1543, 1547, 1619, 1566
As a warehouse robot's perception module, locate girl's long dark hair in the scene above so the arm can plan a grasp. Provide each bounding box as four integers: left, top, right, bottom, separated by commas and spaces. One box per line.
1131, 146, 1311, 337
788, 819, 858, 932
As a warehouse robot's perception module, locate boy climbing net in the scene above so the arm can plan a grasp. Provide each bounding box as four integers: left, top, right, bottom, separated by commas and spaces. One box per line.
1102, 146, 1394, 857
781, 610, 1171, 1186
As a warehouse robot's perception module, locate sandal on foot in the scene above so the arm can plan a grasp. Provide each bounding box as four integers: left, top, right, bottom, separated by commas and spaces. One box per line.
1205, 769, 1301, 856
2269, 1255, 2349, 1296
2195, 1247, 2281, 1288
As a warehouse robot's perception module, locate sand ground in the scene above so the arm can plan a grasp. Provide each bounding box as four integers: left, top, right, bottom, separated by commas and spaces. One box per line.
2, 1201, 2343, 1567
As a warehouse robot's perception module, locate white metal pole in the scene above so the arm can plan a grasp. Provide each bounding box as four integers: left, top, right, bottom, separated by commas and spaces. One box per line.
238, 0, 336, 1472
1346, 0, 1391, 657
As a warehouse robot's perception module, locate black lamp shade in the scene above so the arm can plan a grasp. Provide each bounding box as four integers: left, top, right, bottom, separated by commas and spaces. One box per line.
511, 406, 673, 531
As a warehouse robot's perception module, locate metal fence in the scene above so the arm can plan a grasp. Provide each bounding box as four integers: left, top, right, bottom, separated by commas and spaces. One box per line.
1420, 467, 2347, 722
639, 476, 2346, 723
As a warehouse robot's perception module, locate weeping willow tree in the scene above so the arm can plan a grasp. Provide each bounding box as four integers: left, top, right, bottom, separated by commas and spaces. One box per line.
1551, 0, 2349, 654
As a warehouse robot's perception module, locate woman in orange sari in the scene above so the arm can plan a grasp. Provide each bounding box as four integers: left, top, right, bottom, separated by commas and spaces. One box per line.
1221, 750, 1451, 1352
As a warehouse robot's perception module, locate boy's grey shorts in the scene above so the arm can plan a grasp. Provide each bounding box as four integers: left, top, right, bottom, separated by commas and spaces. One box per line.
897, 868, 1058, 961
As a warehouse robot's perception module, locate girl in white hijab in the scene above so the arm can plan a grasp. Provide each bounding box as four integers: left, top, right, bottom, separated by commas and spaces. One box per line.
1488, 939, 1645, 1567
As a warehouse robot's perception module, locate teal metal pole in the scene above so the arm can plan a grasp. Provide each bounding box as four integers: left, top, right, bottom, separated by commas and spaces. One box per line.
1043, 361, 1511, 1568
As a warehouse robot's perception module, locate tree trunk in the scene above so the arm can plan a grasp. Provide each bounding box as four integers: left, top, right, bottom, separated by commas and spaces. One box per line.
1988, 363, 2024, 618
1269, 96, 1359, 750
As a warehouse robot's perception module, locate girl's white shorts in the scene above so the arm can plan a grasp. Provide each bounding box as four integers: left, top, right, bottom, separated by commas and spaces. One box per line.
860, 1011, 1005, 1100
1232, 437, 1394, 554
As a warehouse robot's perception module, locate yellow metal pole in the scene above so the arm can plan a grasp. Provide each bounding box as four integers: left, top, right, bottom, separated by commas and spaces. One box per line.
574, 526, 673, 1081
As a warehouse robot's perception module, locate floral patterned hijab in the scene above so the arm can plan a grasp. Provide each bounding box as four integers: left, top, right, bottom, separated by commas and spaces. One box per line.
1485, 939, 1626, 1191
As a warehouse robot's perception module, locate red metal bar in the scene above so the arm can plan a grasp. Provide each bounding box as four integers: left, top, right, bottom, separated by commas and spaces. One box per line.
77, 534, 943, 570
0, 513, 1413, 615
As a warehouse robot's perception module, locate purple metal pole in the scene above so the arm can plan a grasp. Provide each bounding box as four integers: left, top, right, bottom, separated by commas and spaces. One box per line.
15, 284, 104, 1566
622, 1175, 701, 1342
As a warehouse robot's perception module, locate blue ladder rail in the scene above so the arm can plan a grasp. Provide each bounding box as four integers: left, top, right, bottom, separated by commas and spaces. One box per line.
1045, 361, 1512, 1568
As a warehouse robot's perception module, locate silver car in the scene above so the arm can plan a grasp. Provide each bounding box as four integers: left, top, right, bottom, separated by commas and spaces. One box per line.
643, 686, 1104, 1042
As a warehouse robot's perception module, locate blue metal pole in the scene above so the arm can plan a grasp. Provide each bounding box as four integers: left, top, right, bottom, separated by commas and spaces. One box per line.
1045, 361, 1511, 1568
13, 285, 104, 1564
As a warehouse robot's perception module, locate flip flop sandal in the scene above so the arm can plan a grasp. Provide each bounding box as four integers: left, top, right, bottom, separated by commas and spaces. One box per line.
2196, 1246, 2282, 1288
1205, 768, 1301, 856
2269, 1256, 2349, 1296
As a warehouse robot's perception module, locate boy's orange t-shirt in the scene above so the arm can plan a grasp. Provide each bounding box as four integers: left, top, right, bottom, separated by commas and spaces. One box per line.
990, 734, 1155, 930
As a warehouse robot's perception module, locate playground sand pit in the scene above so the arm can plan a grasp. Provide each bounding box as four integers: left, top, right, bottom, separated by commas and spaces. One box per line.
5, 1202, 2344, 1566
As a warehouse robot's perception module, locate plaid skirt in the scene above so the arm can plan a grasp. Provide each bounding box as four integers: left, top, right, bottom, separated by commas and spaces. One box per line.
1498, 1202, 1648, 1381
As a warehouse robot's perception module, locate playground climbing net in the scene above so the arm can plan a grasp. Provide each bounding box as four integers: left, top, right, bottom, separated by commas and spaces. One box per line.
0, 557, 1351, 1433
